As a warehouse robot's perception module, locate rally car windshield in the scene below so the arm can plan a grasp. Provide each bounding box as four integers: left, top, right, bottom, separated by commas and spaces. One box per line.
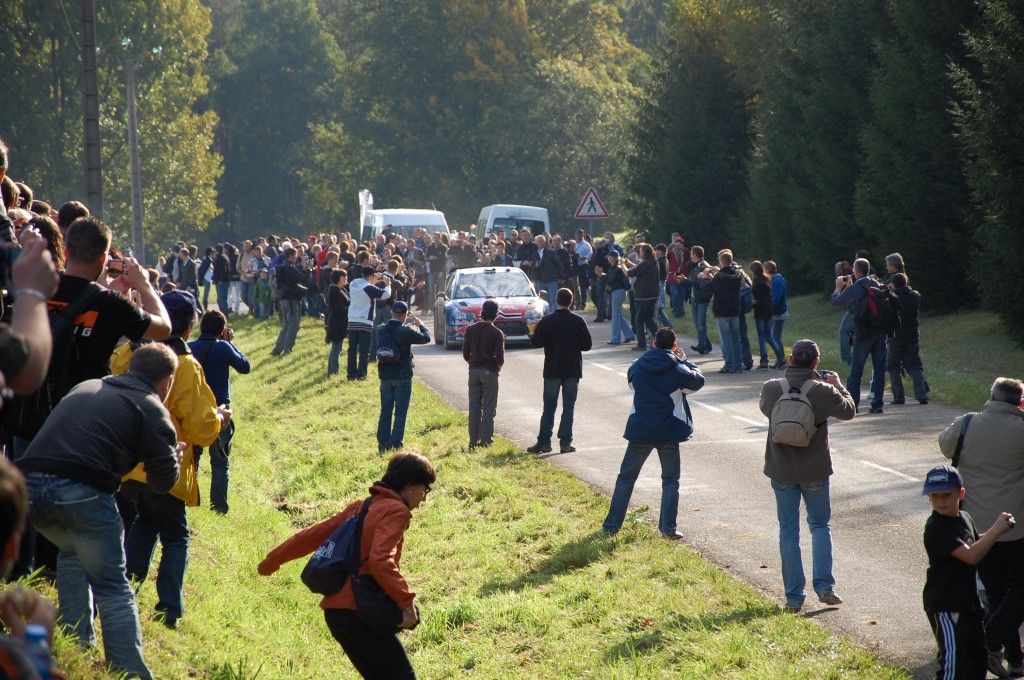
452, 272, 535, 299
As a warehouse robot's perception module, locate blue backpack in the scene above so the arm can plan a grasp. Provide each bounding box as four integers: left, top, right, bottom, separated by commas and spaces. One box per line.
300, 497, 372, 595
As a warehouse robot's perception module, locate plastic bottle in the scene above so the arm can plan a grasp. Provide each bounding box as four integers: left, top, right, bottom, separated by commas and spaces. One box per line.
23, 624, 51, 680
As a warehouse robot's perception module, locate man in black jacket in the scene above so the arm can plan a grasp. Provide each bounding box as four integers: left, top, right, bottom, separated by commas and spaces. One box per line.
270, 248, 308, 356
527, 288, 593, 454
529, 235, 565, 315
698, 249, 748, 373
887, 273, 929, 404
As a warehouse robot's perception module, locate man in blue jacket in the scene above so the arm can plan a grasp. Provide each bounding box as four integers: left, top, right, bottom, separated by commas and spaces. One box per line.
602, 327, 705, 539
375, 301, 430, 452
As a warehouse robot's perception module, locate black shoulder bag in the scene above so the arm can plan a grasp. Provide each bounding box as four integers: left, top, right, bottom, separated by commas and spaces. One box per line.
951, 413, 975, 469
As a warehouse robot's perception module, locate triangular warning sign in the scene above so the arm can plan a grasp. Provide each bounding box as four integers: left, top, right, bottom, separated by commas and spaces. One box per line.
574, 187, 609, 219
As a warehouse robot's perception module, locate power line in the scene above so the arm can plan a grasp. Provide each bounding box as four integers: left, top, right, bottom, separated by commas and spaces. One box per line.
57, 0, 82, 51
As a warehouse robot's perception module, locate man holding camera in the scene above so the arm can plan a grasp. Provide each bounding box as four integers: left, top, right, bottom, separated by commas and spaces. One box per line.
830, 258, 887, 413
348, 265, 391, 380
374, 301, 430, 452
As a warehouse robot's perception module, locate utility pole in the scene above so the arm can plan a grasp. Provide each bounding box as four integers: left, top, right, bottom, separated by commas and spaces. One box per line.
124, 55, 145, 265
80, 0, 103, 217
120, 40, 160, 266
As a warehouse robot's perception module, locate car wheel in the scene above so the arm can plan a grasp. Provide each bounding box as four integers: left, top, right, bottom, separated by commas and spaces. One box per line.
434, 314, 442, 344
443, 326, 455, 350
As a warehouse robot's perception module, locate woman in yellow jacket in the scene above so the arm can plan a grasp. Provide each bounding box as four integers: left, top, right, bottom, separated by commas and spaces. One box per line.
259, 452, 435, 679
111, 290, 228, 629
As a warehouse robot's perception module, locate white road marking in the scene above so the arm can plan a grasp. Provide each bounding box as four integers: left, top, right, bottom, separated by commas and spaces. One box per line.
618, 372, 628, 378
590, 363, 615, 372
860, 460, 918, 482
732, 416, 767, 427
689, 399, 723, 413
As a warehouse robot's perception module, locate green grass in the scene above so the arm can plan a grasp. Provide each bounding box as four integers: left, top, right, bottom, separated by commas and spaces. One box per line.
12, 312, 915, 678
685, 292, 1023, 409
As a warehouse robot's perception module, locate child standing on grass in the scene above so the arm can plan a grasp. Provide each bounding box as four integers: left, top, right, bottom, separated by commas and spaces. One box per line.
922, 465, 1016, 679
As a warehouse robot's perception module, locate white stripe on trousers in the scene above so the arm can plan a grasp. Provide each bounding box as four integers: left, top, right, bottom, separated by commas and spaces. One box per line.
937, 611, 958, 680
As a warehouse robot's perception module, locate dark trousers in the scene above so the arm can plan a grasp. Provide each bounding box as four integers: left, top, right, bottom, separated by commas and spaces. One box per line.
978, 538, 1024, 666
591, 276, 607, 319
887, 338, 929, 402
537, 377, 579, 448
926, 609, 986, 680
347, 329, 371, 379
632, 298, 659, 348
324, 608, 415, 680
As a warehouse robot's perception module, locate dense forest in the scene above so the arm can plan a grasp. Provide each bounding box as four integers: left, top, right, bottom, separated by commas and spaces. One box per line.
2, 0, 1023, 330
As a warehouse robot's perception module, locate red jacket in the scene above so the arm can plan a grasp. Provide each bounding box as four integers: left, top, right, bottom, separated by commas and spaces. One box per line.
259, 484, 415, 610
668, 247, 690, 281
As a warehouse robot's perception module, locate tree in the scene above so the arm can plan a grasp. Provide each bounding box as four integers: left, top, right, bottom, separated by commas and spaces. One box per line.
953, 0, 1024, 337
0, 0, 222, 259
620, 1, 754, 247
736, 0, 889, 290
855, 0, 979, 311
209, 0, 342, 238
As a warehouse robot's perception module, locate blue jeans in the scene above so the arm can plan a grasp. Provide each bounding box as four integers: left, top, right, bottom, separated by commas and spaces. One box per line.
328, 339, 345, 376
241, 280, 252, 309
657, 283, 672, 327
378, 378, 413, 449
541, 280, 559, 313
716, 315, 742, 372
196, 421, 233, 513
669, 282, 687, 317
609, 289, 634, 344
771, 478, 835, 608
347, 329, 371, 379
26, 474, 153, 680
603, 442, 681, 535
272, 299, 301, 354
202, 281, 211, 308
537, 377, 579, 448
755, 316, 785, 364
847, 328, 887, 409
772, 317, 786, 355
692, 300, 710, 351
123, 482, 189, 627
215, 281, 230, 313
838, 312, 853, 365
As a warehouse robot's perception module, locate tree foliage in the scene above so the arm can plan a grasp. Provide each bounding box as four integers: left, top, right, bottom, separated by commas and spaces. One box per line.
0, 0, 221, 261
735, 0, 889, 289
954, 0, 1024, 337
620, 1, 754, 247
855, 0, 979, 312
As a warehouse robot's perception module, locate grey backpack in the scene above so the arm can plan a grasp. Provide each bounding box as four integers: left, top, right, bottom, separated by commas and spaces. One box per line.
770, 378, 819, 447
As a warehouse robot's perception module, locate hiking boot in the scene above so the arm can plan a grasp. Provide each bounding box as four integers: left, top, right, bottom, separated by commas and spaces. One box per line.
918, 398, 930, 404
784, 603, 802, 614
631, 344, 646, 351
757, 362, 771, 369
817, 590, 843, 606
660, 530, 684, 540
744, 362, 754, 370
868, 406, 884, 414
889, 399, 905, 405
526, 444, 552, 454
560, 445, 576, 453
770, 361, 786, 369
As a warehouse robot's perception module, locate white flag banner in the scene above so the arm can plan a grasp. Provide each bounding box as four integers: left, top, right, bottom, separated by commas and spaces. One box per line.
358, 189, 373, 232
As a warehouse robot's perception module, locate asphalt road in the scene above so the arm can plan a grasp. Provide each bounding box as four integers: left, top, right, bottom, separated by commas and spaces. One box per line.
411, 309, 971, 679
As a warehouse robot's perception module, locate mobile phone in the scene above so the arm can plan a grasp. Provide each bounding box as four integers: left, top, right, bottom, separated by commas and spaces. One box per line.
107, 258, 124, 277
818, 369, 828, 379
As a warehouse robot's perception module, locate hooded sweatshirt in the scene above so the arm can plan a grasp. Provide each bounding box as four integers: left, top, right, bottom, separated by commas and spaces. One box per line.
701, 263, 745, 318
624, 348, 705, 443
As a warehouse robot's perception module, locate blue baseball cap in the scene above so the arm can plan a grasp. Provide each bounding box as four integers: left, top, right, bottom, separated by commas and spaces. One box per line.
922, 465, 963, 495
391, 301, 409, 314
160, 290, 202, 317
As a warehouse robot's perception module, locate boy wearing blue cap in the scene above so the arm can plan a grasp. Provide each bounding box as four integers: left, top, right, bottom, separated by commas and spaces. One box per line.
922, 464, 1016, 679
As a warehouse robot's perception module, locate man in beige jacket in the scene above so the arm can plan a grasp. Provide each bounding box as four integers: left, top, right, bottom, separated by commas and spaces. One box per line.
939, 377, 1024, 678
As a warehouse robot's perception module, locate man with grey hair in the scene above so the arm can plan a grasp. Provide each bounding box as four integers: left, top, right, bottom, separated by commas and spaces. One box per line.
939, 377, 1024, 678
17, 343, 183, 680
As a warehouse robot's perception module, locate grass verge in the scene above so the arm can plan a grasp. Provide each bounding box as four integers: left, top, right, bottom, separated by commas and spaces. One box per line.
15, 312, 913, 678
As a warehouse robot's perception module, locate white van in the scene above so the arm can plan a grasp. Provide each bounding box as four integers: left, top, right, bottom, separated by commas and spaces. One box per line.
361, 209, 450, 242
475, 204, 550, 241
